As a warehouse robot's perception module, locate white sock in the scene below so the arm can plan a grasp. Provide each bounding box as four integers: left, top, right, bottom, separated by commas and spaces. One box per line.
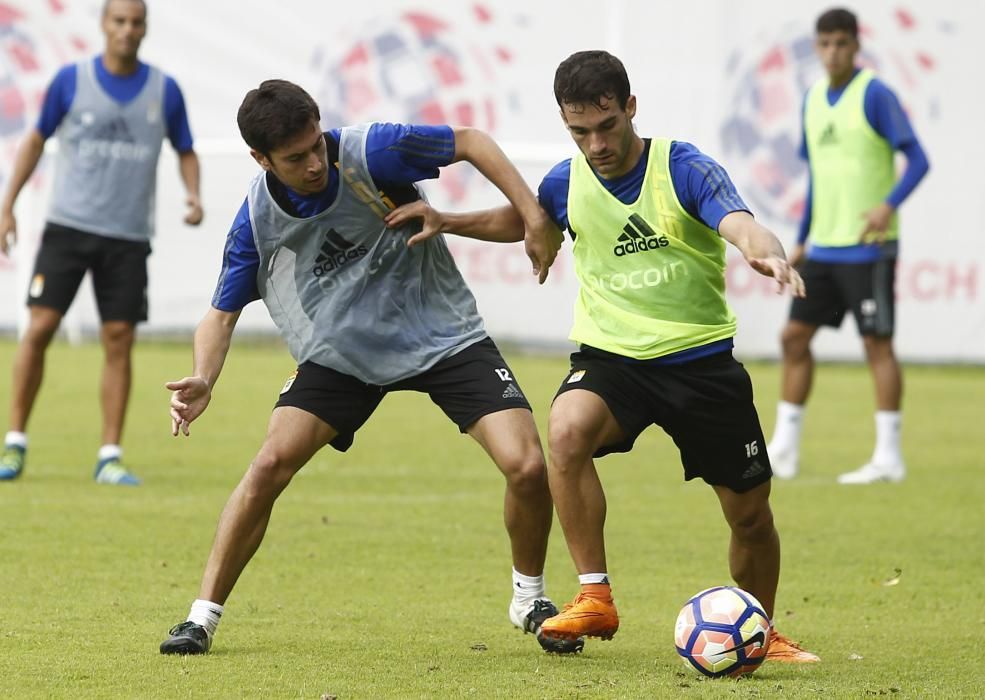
512, 568, 545, 606
769, 401, 804, 455
98, 444, 122, 461
578, 573, 610, 585
872, 411, 902, 465
188, 599, 224, 637
4, 431, 27, 449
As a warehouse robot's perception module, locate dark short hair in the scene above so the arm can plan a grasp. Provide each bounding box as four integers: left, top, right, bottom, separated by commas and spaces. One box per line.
102, 0, 147, 20
553, 50, 631, 110
237, 80, 321, 155
816, 8, 858, 37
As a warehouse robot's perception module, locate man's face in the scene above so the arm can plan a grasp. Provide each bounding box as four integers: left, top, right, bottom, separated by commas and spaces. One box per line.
560, 94, 638, 179
253, 119, 329, 195
102, 0, 146, 61
815, 30, 859, 82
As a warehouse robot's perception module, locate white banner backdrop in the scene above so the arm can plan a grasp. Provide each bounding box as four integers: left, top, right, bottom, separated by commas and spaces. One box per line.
0, 0, 980, 362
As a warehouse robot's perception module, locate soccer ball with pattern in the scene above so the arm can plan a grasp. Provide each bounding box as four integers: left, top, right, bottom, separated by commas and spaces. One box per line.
674, 586, 771, 677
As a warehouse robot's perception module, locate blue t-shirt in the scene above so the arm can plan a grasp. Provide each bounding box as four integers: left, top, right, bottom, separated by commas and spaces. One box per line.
212, 123, 455, 311
36, 56, 194, 152
799, 69, 930, 262
538, 139, 748, 364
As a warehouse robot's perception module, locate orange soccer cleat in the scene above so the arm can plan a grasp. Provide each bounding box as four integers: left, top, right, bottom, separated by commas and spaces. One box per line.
767, 629, 821, 663
539, 592, 620, 641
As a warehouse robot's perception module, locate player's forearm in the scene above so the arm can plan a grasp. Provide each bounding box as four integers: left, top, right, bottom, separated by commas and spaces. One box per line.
178, 150, 201, 201
451, 127, 547, 230
720, 211, 787, 261
440, 205, 524, 243
1, 130, 45, 213
192, 307, 240, 388
886, 140, 930, 210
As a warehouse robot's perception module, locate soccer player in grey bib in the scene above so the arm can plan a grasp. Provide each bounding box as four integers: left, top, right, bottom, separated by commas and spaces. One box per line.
0, 0, 203, 485
159, 80, 580, 656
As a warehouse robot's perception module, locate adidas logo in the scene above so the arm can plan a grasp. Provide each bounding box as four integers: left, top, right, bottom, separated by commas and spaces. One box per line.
818, 122, 838, 145
742, 460, 766, 479
313, 228, 368, 276
613, 214, 669, 256
502, 383, 524, 400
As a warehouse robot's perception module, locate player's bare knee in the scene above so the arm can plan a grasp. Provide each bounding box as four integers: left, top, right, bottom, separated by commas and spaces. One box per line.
501, 450, 547, 494
547, 420, 594, 473
246, 449, 299, 495
780, 326, 810, 360
728, 506, 775, 545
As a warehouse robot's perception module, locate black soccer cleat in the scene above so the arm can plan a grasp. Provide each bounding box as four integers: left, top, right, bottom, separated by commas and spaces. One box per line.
160, 621, 211, 655
525, 599, 585, 654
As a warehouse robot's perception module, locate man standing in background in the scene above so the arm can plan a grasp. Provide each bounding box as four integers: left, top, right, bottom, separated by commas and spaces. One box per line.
0, 0, 202, 485
767, 7, 929, 484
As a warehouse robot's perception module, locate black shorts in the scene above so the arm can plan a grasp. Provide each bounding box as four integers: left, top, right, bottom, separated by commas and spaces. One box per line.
554, 347, 771, 493
28, 222, 151, 323
790, 258, 896, 336
275, 337, 532, 452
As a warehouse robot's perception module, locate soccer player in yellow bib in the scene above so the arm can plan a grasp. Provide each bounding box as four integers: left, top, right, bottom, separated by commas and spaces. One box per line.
385, 50, 818, 662
767, 8, 929, 485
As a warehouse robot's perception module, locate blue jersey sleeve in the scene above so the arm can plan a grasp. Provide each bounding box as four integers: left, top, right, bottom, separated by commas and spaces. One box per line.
864, 79, 930, 209
537, 160, 572, 233
363, 123, 455, 185
211, 198, 261, 311
864, 79, 917, 149
163, 76, 193, 152
668, 142, 750, 230
35, 64, 76, 138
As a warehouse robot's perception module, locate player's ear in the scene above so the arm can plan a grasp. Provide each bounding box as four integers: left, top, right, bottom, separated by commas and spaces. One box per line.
625, 95, 637, 121
250, 149, 272, 172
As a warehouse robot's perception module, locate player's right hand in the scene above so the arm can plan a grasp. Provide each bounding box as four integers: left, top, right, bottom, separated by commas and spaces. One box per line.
384, 200, 446, 247
523, 213, 563, 285
0, 210, 17, 256
165, 376, 212, 436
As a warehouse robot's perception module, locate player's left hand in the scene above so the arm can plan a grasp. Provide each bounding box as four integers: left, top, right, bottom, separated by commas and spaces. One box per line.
748, 255, 806, 297
184, 195, 204, 226
858, 202, 893, 244
384, 200, 445, 247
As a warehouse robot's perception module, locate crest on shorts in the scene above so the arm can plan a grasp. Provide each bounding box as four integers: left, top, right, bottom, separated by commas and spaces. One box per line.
566, 369, 586, 384
280, 370, 298, 395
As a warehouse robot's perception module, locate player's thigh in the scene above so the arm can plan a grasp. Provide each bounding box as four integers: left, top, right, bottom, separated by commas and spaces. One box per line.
254, 406, 339, 474
26, 224, 91, 314
90, 236, 151, 323
789, 259, 847, 328
551, 352, 643, 458
274, 362, 384, 453
468, 407, 544, 477
661, 353, 771, 493
712, 480, 774, 533
837, 258, 896, 337
407, 337, 533, 435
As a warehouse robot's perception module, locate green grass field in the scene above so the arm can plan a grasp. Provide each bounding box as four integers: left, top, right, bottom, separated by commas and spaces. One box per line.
0, 339, 982, 699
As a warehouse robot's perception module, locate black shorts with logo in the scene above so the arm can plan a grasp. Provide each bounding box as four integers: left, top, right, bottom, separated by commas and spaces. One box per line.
28, 222, 151, 323
790, 258, 896, 336
554, 347, 771, 493
275, 337, 532, 452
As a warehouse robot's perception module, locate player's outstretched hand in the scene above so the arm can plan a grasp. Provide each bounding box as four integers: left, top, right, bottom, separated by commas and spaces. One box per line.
748, 256, 806, 298
524, 214, 563, 285
385, 200, 445, 247
184, 195, 204, 226
0, 210, 17, 256
165, 376, 212, 436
